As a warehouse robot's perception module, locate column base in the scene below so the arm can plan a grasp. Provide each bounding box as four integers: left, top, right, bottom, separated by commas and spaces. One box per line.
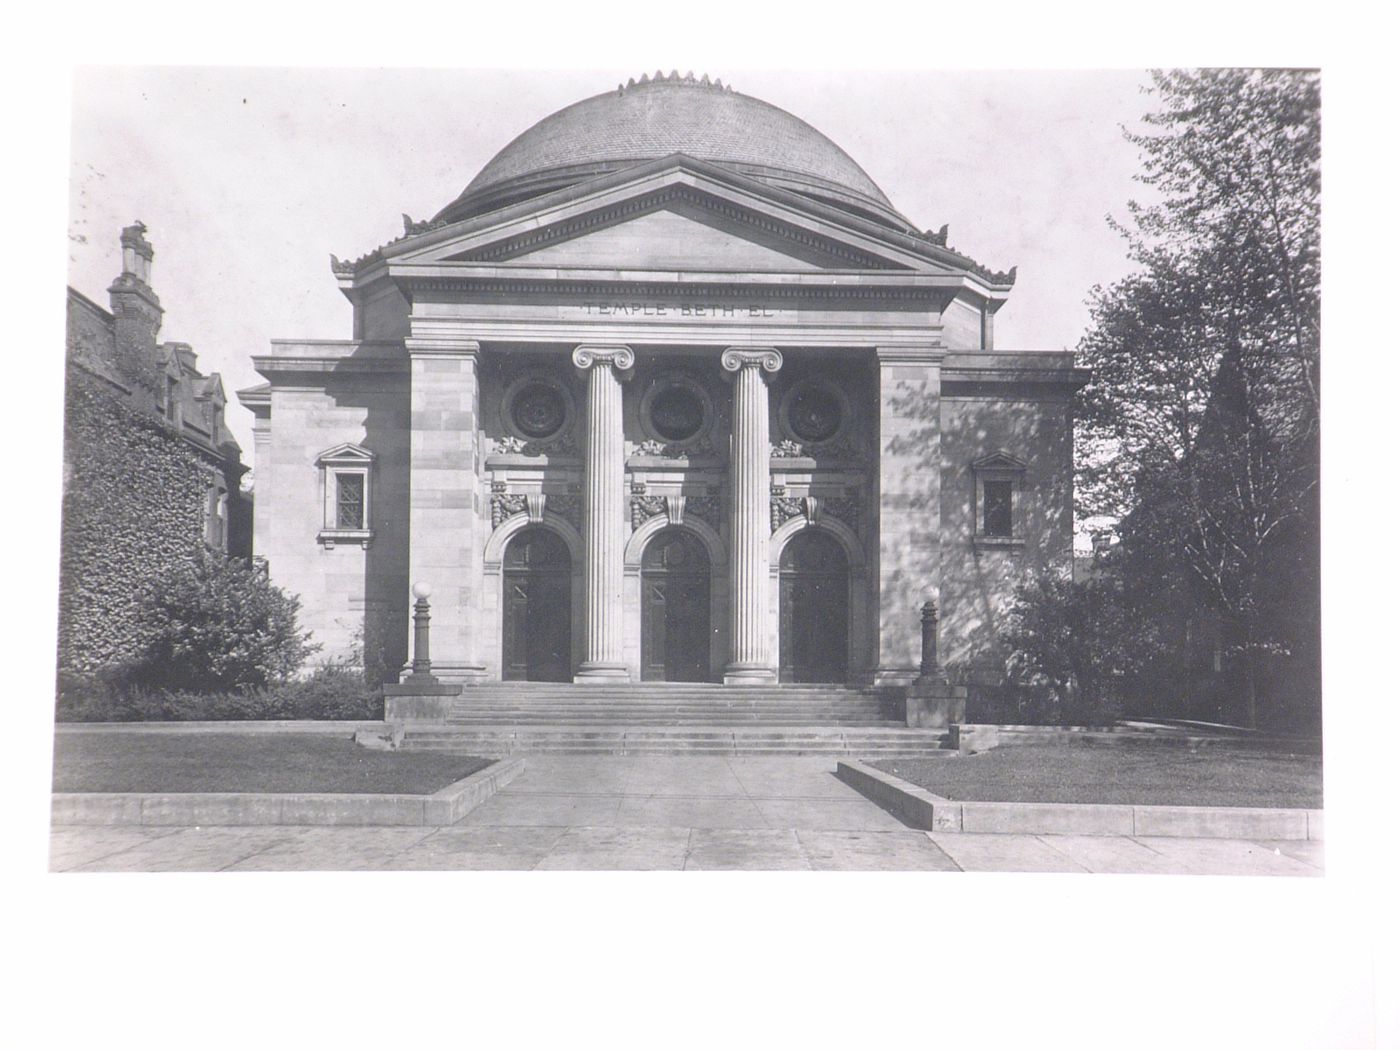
723, 664, 778, 685
574, 663, 631, 683
402, 662, 489, 686
869, 667, 920, 687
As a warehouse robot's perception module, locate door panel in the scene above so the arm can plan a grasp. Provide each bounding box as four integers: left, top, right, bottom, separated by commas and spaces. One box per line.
502, 527, 572, 682
640, 529, 711, 682
779, 531, 849, 683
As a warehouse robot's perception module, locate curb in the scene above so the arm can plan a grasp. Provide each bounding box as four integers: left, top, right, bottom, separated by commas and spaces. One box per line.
50, 757, 525, 827
54, 721, 382, 735
835, 760, 1323, 840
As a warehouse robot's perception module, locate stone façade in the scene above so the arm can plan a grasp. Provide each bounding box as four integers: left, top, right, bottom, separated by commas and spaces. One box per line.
60, 225, 252, 674
238, 78, 1088, 693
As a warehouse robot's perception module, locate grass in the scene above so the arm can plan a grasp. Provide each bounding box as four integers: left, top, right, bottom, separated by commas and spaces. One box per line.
870, 742, 1322, 808
52, 732, 491, 795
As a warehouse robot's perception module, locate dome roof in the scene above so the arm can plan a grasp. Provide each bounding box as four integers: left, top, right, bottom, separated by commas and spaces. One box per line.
435, 73, 910, 229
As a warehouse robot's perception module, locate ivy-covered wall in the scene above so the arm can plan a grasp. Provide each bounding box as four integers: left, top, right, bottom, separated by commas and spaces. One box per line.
57, 367, 221, 673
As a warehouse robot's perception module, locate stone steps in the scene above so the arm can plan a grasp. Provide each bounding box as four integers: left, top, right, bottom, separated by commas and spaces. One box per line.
442, 716, 890, 722
397, 727, 948, 756
386, 682, 935, 755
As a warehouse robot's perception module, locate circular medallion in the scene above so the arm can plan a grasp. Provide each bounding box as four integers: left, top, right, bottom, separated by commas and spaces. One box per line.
649, 385, 706, 442
510, 381, 567, 439
787, 382, 843, 443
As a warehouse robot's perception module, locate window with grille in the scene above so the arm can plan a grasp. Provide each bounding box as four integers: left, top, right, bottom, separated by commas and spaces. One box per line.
982, 480, 1013, 538
315, 443, 375, 548
972, 453, 1027, 548
336, 473, 365, 529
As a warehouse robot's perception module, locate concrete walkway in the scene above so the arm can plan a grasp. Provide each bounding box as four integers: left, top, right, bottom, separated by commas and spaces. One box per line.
48, 756, 1325, 874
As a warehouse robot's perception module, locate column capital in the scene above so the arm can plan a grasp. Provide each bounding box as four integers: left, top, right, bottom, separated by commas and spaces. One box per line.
874, 345, 944, 366
720, 347, 783, 375
573, 345, 635, 371
405, 336, 481, 359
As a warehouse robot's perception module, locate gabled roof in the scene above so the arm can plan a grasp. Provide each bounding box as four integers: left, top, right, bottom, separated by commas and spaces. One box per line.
332, 154, 1016, 294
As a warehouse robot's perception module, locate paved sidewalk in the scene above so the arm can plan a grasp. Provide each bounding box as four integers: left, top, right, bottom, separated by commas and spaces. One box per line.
48, 756, 1325, 874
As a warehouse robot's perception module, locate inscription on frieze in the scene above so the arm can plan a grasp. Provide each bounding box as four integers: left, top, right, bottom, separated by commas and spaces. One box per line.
582, 302, 779, 318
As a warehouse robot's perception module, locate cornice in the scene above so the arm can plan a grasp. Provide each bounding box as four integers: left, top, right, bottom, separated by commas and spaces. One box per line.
397, 273, 948, 303
253, 355, 410, 378
337, 156, 1015, 289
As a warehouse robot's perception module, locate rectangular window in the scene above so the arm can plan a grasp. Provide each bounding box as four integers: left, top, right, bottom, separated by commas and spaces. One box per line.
336, 473, 365, 529
982, 480, 1013, 538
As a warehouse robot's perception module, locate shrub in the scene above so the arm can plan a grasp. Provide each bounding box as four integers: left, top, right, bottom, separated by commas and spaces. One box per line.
127, 552, 318, 692
999, 567, 1128, 726
56, 666, 382, 722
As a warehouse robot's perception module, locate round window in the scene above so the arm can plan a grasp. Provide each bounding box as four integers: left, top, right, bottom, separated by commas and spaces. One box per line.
510, 381, 567, 439
649, 384, 706, 442
787, 383, 843, 443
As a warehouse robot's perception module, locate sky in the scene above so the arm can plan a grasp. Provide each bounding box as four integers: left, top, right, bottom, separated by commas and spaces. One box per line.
66, 67, 1159, 461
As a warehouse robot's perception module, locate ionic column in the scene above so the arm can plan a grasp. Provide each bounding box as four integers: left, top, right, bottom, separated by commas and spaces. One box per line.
721, 347, 783, 684
572, 345, 634, 681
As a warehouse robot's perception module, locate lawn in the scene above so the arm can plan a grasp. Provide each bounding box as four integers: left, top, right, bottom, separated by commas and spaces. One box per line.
870, 742, 1322, 808
52, 732, 491, 795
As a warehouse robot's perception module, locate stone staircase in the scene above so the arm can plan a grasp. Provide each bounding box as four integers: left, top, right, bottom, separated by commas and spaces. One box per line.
393, 683, 952, 756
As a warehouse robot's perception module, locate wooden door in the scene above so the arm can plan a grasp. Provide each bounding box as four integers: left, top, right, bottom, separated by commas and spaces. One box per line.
502, 527, 572, 682
640, 529, 711, 682
778, 531, 849, 683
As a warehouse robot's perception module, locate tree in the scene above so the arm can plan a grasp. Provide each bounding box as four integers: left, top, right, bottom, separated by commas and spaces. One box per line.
1076, 69, 1320, 729
1000, 567, 1133, 726
130, 552, 318, 691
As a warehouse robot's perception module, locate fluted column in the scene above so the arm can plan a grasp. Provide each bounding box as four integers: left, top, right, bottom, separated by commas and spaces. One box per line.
721, 347, 783, 684
572, 345, 634, 681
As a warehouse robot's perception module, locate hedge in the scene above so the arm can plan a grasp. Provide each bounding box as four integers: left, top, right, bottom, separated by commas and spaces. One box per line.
56, 665, 383, 722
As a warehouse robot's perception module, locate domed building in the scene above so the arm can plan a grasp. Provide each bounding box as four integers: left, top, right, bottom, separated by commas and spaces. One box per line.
239, 73, 1086, 727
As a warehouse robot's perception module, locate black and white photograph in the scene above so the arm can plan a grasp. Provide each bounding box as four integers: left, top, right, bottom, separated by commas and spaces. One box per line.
50, 65, 1323, 873
8, 15, 1392, 1047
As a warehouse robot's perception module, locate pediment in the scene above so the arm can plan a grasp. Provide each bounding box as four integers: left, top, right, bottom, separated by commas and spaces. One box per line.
973, 452, 1027, 472
316, 442, 374, 465
470, 200, 877, 271
383, 161, 973, 277
447, 192, 902, 271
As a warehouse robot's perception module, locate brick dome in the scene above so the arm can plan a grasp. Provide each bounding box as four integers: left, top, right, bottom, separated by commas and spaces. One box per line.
435, 72, 911, 230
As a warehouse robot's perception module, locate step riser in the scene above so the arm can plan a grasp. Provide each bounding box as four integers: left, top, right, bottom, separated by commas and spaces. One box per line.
404, 751, 943, 757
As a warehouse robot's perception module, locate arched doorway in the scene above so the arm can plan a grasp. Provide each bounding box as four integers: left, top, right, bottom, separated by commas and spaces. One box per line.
640, 528, 711, 682
502, 526, 572, 681
779, 530, 849, 683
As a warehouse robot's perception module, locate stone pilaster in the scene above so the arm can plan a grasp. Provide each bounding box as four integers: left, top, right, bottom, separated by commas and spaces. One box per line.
872, 345, 944, 684
572, 345, 634, 681
721, 347, 783, 684
406, 336, 486, 681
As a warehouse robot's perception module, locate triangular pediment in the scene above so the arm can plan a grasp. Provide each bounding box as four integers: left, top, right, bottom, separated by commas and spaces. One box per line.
383, 159, 977, 278
316, 442, 374, 465
973, 451, 1027, 472
457, 200, 869, 271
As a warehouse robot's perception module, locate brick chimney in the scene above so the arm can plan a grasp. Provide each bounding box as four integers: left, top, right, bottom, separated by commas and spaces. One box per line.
107, 222, 162, 393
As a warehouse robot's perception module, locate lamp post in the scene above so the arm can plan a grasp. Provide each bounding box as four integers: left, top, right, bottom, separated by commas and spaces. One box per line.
917, 585, 939, 681
406, 581, 436, 684
906, 584, 965, 730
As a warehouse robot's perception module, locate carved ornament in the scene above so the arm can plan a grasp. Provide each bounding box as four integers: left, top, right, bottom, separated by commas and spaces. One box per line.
720, 348, 783, 375
572, 346, 635, 371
